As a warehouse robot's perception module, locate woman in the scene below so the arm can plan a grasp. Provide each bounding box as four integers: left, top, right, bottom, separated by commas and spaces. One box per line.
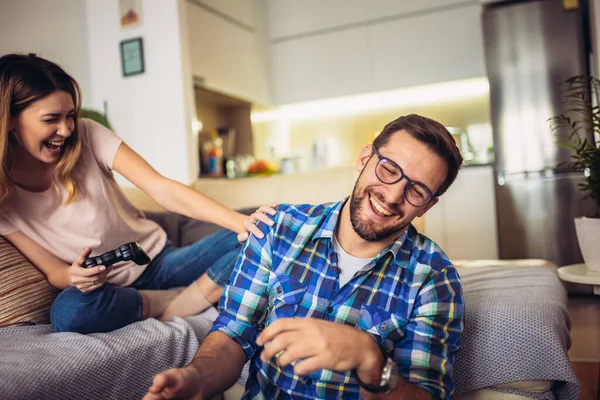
0, 53, 276, 334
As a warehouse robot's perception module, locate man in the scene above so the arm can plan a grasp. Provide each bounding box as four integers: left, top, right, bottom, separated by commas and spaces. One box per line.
144, 114, 464, 400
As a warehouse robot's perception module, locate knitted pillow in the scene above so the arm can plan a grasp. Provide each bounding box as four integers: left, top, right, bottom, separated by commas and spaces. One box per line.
0, 236, 58, 327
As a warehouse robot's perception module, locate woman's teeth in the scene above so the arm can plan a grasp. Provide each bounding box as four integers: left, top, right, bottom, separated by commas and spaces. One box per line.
369, 194, 393, 216
44, 140, 64, 149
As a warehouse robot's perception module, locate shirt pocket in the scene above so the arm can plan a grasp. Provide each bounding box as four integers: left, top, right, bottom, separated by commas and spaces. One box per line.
357, 304, 408, 354
266, 275, 307, 324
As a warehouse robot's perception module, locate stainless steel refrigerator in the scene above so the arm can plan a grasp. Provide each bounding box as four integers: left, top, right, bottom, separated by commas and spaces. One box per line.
482, 0, 597, 267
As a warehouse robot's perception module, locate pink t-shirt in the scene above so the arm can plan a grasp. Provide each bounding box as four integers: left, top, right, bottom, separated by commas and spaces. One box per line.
0, 118, 167, 286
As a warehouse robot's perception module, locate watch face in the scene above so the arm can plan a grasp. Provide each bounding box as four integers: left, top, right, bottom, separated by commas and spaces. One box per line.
383, 357, 399, 391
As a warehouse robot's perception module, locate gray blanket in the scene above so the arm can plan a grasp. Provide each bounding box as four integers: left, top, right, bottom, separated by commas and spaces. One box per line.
0, 315, 214, 400
453, 265, 579, 399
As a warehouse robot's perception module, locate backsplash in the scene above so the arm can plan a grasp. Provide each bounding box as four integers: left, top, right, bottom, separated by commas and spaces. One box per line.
251, 91, 492, 171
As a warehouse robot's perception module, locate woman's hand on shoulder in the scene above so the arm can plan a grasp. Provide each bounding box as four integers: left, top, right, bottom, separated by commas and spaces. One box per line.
68, 248, 111, 292
237, 203, 278, 242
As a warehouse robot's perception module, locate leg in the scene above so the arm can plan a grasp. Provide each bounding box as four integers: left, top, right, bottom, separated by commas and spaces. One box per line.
158, 231, 241, 320
50, 284, 143, 333
50, 284, 179, 333
147, 229, 241, 289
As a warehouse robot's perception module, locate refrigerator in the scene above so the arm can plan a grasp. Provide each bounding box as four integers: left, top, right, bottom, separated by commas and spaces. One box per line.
482, 0, 597, 267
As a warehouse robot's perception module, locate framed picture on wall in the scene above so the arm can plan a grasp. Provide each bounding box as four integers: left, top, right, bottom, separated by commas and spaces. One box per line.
120, 0, 142, 28
120, 38, 145, 77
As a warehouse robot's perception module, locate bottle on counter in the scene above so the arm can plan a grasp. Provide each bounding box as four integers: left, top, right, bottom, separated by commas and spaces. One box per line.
207, 136, 224, 177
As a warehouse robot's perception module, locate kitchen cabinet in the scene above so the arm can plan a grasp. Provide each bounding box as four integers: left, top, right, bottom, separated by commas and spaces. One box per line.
267, 0, 475, 40
425, 165, 499, 260
268, 2, 486, 104
369, 4, 485, 90
270, 27, 372, 104
186, 0, 270, 105
267, 0, 367, 39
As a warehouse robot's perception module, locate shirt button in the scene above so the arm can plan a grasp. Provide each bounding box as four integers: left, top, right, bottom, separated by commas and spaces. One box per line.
327, 306, 333, 314
379, 323, 387, 331
306, 379, 313, 386
276, 287, 282, 294
335, 267, 342, 274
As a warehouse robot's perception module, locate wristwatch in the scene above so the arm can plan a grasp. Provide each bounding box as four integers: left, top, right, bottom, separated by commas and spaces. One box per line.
355, 356, 399, 393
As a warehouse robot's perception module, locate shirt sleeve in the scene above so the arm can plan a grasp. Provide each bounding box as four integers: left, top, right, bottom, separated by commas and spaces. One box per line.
79, 118, 123, 171
209, 219, 275, 360
0, 212, 18, 236
396, 266, 464, 399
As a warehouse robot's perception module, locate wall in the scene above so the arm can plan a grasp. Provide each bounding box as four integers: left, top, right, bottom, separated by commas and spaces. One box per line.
0, 0, 91, 106
85, 0, 196, 185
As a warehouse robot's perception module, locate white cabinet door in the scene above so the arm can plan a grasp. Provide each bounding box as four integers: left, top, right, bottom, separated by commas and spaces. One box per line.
267, 0, 367, 39
366, 0, 475, 20
187, 2, 270, 104
369, 4, 486, 90
266, 0, 472, 39
270, 27, 373, 104
425, 165, 498, 260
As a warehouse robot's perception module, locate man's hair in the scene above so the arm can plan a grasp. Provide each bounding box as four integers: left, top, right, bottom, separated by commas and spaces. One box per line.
372, 114, 463, 197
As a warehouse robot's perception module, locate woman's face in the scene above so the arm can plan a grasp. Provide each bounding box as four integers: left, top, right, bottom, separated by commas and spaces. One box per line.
11, 90, 76, 165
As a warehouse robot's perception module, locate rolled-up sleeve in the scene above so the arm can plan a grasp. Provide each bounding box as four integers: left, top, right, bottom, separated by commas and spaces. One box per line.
209, 220, 274, 360
396, 265, 464, 399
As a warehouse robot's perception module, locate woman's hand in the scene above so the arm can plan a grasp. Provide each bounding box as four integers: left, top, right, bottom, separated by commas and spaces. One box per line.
237, 203, 278, 242
67, 248, 110, 292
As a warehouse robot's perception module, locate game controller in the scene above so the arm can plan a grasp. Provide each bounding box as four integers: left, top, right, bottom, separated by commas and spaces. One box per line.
82, 242, 151, 268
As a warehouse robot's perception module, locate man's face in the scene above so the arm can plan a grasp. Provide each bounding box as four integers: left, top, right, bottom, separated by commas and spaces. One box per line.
349, 130, 448, 242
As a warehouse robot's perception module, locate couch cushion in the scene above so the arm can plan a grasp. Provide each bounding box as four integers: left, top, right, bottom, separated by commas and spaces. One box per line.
144, 208, 258, 248
0, 236, 59, 327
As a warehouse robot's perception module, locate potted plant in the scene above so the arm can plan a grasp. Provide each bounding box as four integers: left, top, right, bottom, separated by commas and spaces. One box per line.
550, 75, 600, 272
80, 108, 113, 130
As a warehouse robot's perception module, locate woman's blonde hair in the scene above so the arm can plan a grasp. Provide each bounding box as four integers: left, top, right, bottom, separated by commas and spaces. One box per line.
0, 53, 83, 205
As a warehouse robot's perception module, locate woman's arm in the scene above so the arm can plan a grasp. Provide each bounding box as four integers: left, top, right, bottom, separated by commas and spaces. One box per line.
112, 143, 249, 234
3, 231, 108, 291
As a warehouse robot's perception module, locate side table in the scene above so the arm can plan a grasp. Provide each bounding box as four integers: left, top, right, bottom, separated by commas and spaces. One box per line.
558, 264, 600, 399
558, 264, 600, 296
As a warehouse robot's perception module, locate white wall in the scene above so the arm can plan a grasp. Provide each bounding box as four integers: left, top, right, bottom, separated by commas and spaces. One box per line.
85, 0, 195, 185
0, 0, 91, 106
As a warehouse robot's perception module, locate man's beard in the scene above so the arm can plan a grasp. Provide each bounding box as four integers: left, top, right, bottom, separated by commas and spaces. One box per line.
349, 180, 408, 243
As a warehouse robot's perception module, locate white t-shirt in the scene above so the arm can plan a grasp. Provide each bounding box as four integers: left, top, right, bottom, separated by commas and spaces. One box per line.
0, 118, 166, 286
332, 234, 373, 286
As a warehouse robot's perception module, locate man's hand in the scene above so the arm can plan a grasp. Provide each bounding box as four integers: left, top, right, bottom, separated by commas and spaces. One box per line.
143, 366, 203, 400
256, 318, 384, 379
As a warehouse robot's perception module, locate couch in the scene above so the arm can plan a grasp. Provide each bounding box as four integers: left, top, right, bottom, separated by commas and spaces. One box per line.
0, 210, 579, 399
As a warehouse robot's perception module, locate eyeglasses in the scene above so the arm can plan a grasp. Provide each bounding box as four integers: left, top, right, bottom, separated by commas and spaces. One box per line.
370, 146, 435, 207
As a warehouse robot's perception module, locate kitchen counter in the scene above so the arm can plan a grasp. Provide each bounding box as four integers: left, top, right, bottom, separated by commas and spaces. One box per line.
192, 167, 358, 210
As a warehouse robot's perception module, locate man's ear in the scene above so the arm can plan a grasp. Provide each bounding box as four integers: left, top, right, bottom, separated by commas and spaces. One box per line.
417, 198, 439, 218
356, 145, 374, 173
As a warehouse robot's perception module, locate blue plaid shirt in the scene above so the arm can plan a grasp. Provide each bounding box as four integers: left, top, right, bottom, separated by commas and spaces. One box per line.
211, 201, 464, 399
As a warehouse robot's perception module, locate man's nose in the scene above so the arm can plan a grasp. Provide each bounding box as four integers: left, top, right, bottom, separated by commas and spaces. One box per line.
384, 177, 407, 205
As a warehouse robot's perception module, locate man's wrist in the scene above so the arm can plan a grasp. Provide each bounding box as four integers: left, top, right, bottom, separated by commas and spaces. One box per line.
356, 332, 385, 385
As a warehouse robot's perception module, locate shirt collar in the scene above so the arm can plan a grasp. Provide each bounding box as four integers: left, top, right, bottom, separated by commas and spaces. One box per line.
312, 198, 417, 264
